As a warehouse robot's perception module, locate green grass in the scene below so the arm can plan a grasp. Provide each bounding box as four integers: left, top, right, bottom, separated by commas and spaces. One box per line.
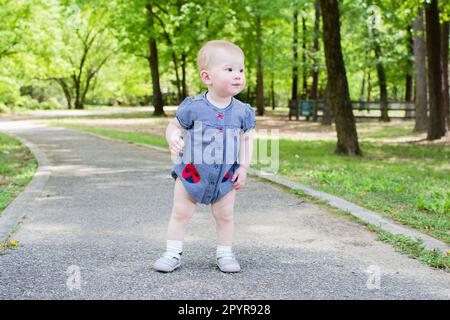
38, 111, 162, 120
50, 123, 168, 148
360, 125, 423, 140
255, 138, 449, 244
371, 226, 449, 270
0, 133, 38, 215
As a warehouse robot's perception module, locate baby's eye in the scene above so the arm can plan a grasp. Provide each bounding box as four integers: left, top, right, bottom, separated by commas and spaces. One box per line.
226, 68, 233, 72
240, 69, 244, 73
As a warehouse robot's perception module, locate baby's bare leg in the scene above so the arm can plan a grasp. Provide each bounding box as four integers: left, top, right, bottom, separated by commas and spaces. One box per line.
211, 189, 236, 246
166, 178, 197, 240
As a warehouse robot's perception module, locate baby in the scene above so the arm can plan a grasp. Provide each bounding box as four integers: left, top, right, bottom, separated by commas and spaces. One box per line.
153, 40, 255, 273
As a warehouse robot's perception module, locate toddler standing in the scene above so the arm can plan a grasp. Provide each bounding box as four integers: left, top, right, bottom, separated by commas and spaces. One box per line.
153, 40, 255, 273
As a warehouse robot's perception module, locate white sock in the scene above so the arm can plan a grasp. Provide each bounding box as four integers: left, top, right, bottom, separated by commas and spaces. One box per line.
166, 240, 183, 257
216, 245, 232, 258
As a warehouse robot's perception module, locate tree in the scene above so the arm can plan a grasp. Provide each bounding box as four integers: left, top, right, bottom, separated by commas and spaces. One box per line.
230, 0, 286, 116
405, 24, 413, 105
0, 0, 63, 107
311, 0, 321, 121
46, 2, 117, 109
291, 1, 299, 110
109, 0, 166, 115
425, 0, 446, 140
413, 8, 428, 132
320, 0, 362, 156
367, 2, 389, 122
255, 13, 264, 116
441, 20, 449, 128
145, 3, 164, 115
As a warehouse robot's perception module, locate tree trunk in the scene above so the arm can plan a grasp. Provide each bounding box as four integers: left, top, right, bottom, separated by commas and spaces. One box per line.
425, 0, 446, 140
370, 21, 389, 122
153, 11, 182, 103
271, 71, 276, 110
322, 81, 333, 125
74, 53, 87, 110
148, 39, 165, 116
320, 0, 362, 156
405, 24, 414, 116
146, 4, 165, 116
171, 52, 182, 103
54, 78, 72, 109
311, 0, 321, 121
291, 3, 299, 107
302, 15, 308, 97
256, 14, 265, 116
413, 9, 428, 132
441, 20, 449, 129
181, 52, 188, 99
405, 25, 414, 103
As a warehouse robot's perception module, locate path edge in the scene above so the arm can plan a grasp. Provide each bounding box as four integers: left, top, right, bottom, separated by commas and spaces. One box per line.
248, 168, 449, 254
0, 132, 51, 242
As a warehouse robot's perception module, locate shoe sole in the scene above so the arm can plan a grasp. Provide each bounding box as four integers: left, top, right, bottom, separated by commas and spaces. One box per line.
217, 265, 241, 273
153, 262, 181, 273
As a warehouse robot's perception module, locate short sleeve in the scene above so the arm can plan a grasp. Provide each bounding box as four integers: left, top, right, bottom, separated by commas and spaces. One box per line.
242, 104, 256, 133
175, 97, 195, 129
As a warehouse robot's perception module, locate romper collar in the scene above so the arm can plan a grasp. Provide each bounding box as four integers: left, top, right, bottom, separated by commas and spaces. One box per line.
200, 91, 235, 113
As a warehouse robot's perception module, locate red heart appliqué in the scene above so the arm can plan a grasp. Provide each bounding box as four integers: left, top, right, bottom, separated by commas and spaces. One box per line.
182, 164, 201, 184
222, 170, 230, 182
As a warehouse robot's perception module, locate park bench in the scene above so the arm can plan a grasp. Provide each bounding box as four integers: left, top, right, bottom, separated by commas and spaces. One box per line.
289, 100, 416, 120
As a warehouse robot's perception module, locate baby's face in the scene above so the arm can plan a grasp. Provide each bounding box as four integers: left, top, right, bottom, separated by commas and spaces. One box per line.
202, 48, 245, 97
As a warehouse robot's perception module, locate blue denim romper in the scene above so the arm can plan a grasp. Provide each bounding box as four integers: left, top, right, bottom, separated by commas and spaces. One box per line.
171, 91, 256, 205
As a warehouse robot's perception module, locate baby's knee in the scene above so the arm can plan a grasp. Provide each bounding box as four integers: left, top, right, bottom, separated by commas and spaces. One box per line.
171, 201, 194, 221
213, 208, 234, 223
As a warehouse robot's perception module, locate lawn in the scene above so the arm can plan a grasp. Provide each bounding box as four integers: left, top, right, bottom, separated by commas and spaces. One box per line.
253, 138, 450, 244
0, 132, 37, 215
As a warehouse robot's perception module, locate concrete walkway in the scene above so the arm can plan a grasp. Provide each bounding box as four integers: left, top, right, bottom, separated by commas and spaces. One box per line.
0, 120, 449, 299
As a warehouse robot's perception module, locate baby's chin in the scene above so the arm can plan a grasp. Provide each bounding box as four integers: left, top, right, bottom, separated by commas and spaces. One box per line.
228, 86, 244, 96
210, 86, 244, 97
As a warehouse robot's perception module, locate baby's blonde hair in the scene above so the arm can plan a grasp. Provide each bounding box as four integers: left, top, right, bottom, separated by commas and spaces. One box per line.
197, 40, 244, 74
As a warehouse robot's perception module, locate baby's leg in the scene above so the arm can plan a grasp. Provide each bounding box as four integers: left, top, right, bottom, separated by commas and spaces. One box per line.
166, 177, 197, 240
211, 189, 236, 246
153, 178, 196, 272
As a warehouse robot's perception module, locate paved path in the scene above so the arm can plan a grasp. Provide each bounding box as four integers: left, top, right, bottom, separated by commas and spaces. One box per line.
0, 120, 449, 299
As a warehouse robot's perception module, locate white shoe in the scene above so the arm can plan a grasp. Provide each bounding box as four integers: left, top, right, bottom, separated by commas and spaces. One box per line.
216, 252, 241, 273
153, 252, 181, 272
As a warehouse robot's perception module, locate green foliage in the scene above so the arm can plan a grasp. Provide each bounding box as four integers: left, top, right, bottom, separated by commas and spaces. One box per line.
416, 190, 450, 216
0, 0, 449, 107
0, 132, 37, 215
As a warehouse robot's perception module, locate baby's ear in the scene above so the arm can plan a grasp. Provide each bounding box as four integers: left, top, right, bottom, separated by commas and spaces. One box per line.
200, 70, 211, 84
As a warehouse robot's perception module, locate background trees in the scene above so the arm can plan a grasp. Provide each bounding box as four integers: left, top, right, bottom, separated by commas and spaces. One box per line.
1, 0, 449, 143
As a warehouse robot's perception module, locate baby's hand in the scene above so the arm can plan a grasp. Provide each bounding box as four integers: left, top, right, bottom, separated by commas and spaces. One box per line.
231, 166, 248, 190
169, 133, 184, 155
